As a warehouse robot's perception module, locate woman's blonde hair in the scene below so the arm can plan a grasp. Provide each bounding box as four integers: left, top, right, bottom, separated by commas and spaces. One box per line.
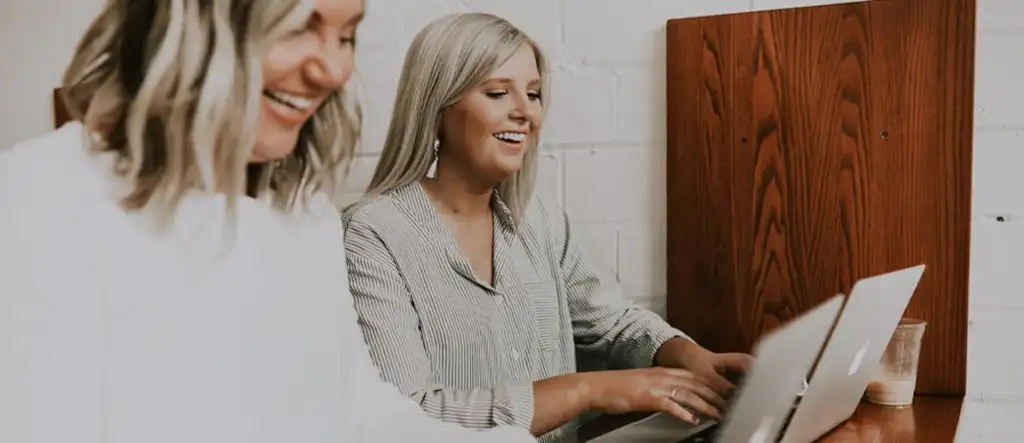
61, 0, 361, 224
356, 12, 547, 221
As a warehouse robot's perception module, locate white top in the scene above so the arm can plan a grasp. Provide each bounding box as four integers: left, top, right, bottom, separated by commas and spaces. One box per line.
0, 123, 535, 443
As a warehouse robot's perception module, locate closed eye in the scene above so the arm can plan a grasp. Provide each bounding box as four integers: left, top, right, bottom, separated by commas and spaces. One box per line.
485, 91, 508, 99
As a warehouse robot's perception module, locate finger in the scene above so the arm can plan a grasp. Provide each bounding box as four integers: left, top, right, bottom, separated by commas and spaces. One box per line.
702, 371, 738, 399
658, 367, 734, 402
670, 387, 723, 420
656, 396, 700, 425
681, 377, 729, 410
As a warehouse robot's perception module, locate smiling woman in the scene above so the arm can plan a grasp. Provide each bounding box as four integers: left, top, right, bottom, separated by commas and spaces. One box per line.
255, 1, 364, 162
0, 1, 534, 443
342, 12, 751, 443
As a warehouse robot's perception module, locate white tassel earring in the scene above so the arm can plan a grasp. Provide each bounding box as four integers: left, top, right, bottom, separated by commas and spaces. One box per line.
426, 139, 439, 179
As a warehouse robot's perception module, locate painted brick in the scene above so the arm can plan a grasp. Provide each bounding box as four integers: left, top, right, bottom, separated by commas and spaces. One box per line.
978, 0, 1024, 30
462, 0, 565, 66
535, 150, 563, 208
957, 397, 1024, 441
355, 80, 399, 155
972, 130, 1024, 215
563, 0, 749, 65
563, 146, 666, 223
543, 69, 617, 144
751, 0, 862, 12
975, 34, 1024, 129
393, 0, 469, 43
970, 221, 1024, 312
569, 222, 619, 281
617, 222, 668, 299
614, 65, 666, 143
967, 311, 1024, 397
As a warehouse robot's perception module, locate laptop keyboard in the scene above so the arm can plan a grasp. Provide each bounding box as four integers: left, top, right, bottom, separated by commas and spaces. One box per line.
677, 397, 802, 443
677, 422, 720, 443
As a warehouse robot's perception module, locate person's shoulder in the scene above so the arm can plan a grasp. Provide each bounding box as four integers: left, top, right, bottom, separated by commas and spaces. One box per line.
0, 124, 110, 292
341, 188, 409, 233
0, 122, 115, 206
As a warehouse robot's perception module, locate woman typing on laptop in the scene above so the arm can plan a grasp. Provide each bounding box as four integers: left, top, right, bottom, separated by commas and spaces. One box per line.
342, 12, 753, 442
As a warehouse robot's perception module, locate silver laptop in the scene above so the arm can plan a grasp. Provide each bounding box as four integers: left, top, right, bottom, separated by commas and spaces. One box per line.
779, 264, 926, 443
587, 294, 846, 443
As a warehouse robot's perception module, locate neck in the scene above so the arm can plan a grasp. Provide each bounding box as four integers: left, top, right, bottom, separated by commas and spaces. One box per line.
421, 166, 494, 218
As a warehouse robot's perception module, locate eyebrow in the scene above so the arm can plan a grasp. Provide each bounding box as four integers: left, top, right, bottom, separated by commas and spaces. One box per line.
485, 77, 543, 87
309, 11, 366, 27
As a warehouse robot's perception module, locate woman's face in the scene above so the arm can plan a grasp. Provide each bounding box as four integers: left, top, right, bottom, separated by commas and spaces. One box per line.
253, 0, 364, 162
438, 43, 543, 186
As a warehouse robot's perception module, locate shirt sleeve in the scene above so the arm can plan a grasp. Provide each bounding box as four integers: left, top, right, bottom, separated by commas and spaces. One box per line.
342, 215, 536, 433
539, 202, 692, 369
0, 145, 105, 443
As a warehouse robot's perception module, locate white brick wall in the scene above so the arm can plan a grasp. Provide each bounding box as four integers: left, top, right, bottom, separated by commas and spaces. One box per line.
2, 0, 1020, 440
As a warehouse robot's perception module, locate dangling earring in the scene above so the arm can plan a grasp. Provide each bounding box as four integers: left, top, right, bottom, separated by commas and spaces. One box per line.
426, 139, 439, 179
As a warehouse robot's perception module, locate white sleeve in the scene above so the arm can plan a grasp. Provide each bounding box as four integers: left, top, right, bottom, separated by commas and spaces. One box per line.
326, 214, 535, 443
0, 146, 105, 443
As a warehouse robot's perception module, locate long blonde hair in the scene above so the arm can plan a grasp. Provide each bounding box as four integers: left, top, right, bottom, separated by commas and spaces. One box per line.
61, 0, 361, 225
356, 12, 547, 221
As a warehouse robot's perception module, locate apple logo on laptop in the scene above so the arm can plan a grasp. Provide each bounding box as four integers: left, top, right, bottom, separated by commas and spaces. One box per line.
847, 341, 870, 376
747, 415, 776, 443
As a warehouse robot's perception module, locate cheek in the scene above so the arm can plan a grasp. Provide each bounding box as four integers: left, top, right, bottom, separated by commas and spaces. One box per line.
262, 41, 308, 84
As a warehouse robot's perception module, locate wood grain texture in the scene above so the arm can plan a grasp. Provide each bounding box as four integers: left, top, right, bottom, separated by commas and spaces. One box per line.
818, 396, 962, 442
665, 0, 975, 396
578, 396, 962, 442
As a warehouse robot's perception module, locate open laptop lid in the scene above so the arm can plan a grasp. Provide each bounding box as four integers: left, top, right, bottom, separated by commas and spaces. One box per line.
780, 264, 926, 443
714, 294, 845, 443
587, 295, 845, 443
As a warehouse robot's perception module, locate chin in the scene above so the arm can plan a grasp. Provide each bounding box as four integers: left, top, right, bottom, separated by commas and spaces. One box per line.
490, 162, 523, 182
252, 132, 301, 162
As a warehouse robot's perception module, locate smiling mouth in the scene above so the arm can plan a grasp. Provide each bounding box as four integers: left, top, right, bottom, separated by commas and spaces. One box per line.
494, 132, 527, 144
263, 90, 315, 112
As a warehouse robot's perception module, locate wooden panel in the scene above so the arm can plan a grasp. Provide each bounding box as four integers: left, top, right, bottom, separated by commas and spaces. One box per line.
665, 0, 975, 395
53, 88, 71, 128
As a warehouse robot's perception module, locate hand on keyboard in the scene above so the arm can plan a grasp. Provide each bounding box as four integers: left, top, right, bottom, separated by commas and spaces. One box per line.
581, 367, 726, 425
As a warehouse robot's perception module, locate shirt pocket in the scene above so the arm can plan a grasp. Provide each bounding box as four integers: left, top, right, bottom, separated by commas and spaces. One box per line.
522, 280, 565, 353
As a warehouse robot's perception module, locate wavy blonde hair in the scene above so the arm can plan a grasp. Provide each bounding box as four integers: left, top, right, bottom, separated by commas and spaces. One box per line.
355, 12, 547, 221
61, 0, 361, 224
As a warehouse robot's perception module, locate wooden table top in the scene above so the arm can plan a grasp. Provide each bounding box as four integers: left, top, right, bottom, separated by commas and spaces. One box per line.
578, 395, 963, 442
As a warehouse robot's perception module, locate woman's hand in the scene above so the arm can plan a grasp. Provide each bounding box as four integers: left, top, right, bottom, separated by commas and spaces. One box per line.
581, 367, 727, 425
654, 338, 754, 399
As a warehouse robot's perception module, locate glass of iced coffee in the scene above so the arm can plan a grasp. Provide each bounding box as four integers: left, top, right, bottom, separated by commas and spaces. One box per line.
865, 318, 927, 407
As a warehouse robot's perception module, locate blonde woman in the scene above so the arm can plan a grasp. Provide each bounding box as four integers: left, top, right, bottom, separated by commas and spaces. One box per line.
0, 1, 535, 442
343, 12, 754, 442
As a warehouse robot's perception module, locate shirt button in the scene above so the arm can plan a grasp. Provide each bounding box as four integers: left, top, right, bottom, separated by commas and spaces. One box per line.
511, 349, 520, 361
495, 295, 504, 304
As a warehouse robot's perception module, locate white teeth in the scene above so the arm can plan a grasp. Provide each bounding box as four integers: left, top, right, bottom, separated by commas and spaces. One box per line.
265, 90, 314, 111
494, 132, 526, 143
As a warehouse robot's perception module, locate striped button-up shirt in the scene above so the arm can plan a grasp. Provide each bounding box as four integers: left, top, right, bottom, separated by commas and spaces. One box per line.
343, 183, 688, 442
